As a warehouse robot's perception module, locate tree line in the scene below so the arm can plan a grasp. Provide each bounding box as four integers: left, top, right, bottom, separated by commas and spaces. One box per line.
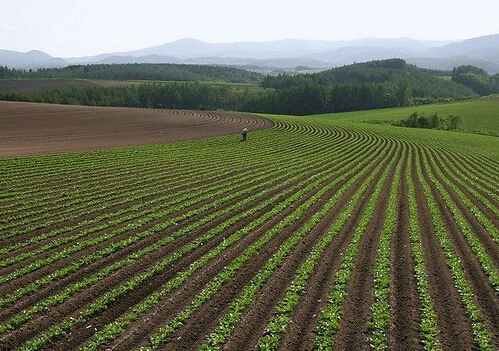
451, 65, 499, 96
0, 63, 263, 84
396, 111, 460, 130
0, 60, 480, 115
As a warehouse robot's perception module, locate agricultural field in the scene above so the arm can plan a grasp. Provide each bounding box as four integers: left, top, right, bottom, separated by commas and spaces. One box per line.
311, 96, 499, 137
1, 100, 499, 350
0, 101, 270, 157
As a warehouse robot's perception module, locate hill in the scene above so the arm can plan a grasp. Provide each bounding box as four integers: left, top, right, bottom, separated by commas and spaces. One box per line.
0, 59, 478, 116
310, 96, 499, 137
0, 64, 263, 84
451, 65, 499, 95
0, 50, 66, 69
258, 59, 476, 114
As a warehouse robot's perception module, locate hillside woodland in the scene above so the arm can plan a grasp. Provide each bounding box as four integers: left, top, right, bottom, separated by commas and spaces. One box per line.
2, 60, 497, 115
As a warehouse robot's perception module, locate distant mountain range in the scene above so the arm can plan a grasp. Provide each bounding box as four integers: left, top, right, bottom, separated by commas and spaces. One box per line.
0, 50, 66, 69
2, 34, 499, 73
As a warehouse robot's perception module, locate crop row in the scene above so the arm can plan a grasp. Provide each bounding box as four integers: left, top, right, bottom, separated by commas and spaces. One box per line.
17, 135, 383, 350
2, 115, 499, 351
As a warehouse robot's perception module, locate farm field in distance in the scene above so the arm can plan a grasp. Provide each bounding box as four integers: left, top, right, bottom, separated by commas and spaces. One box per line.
0, 101, 270, 157
313, 96, 499, 137
1, 100, 499, 350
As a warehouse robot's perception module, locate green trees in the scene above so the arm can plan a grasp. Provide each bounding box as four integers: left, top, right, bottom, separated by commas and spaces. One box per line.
259, 59, 474, 114
0, 63, 263, 83
452, 65, 499, 95
0, 59, 480, 116
398, 112, 460, 130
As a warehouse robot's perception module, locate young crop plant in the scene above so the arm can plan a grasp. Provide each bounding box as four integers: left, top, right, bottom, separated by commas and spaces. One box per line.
81, 136, 392, 351
142, 156, 386, 351
1, 170, 308, 335
78, 167, 346, 350
314, 145, 400, 351
406, 150, 441, 350
428, 148, 499, 246
367, 148, 406, 350
196, 136, 397, 351
6, 110, 498, 351
252, 149, 395, 351
1, 120, 369, 317
420, 149, 499, 291
415, 151, 496, 351
20, 140, 366, 351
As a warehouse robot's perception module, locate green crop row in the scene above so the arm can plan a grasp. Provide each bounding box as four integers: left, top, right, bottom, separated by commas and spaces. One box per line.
79, 130, 390, 351
0, 151, 298, 255
7, 177, 301, 340
1, 124, 350, 235
420, 149, 499, 292
406, 149, 441, 350
1, 126, 378, 316
138, 138, 393, 351
18, 155, 346, 351
0, 134, 296, 231
250, 144, 396, 351
428, 148, 499, 245
367, 144, 405, 350
438, 149, 499, 203
0, 173, 295, 312
314, 142, 400, 350
415, 151, 496, 350
1, 128, 368, 273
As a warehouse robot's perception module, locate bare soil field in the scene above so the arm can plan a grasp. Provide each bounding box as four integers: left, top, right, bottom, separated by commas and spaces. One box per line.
0, 101, 271, 157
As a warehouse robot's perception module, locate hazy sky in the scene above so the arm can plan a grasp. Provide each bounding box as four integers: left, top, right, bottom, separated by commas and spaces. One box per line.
1, 0, 499, 57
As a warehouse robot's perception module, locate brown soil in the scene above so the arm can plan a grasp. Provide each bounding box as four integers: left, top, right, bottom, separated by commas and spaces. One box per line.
0, 101, 272, 157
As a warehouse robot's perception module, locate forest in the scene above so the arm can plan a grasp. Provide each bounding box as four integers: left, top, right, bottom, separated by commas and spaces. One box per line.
0, 60, 488, 115
451, 65, 499, 95
0, 63, 263, 84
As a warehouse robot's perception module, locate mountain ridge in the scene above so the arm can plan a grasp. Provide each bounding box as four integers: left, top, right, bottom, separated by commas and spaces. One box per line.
1, 34, 498, 73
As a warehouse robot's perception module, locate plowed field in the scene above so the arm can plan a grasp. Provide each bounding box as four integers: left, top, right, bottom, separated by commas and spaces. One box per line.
0, 101, 270, 157
1, 106, 499, 351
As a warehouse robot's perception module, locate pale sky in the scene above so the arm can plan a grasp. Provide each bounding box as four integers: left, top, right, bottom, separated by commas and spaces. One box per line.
1, 0, 499, 57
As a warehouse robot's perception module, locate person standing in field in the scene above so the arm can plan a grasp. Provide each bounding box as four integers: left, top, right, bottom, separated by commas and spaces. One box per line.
241, 128, 248, 141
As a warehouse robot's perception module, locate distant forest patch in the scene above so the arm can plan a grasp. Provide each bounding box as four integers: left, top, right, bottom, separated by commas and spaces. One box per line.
0, 63, 263, 84
0, 60, 487, 115
451, 65, 499, 96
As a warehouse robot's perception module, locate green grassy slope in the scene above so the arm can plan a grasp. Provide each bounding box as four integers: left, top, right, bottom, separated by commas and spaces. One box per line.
306, 97, 499, 137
